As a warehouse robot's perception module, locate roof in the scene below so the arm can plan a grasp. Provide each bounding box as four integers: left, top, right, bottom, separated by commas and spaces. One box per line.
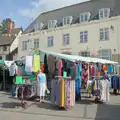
23, 0, 120, 34
0, 28, 21, 46
41, 50, 118, 64
10, 28, 21, 35
0, 35, 16, 46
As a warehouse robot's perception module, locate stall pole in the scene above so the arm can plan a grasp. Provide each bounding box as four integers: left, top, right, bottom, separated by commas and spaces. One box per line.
3, 69, 5, 91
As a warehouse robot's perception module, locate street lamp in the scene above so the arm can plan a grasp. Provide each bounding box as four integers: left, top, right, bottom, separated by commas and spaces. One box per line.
113, 49, 116, 62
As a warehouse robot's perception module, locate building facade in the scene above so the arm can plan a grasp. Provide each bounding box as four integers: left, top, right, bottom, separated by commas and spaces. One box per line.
18, 0, 120, 63
0, 28, 22, 60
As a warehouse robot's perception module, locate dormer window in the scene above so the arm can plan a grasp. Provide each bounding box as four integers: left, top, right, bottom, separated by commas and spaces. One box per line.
80, 12, 91, 23
63, 16, 73, 26
48, 20, 57, 29
40, 23, 44, 30
99, 8, 110, 19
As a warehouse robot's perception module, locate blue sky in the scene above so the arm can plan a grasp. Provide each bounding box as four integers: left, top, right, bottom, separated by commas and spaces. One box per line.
0, 0, 89, 30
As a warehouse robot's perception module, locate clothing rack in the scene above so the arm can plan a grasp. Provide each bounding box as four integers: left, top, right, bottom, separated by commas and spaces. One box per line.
55, 76, 71, 79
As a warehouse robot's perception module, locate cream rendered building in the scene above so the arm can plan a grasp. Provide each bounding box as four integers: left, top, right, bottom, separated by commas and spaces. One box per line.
18, 0, 120, 63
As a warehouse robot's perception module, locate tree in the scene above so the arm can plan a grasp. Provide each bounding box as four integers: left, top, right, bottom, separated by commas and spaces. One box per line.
0, 18, 14, 34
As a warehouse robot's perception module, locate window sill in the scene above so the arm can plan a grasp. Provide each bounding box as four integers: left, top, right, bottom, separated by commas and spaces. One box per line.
79, 42, 88, 44
99, 39, 109, 41
63, 44, 70, 46
48, 46, 53, 48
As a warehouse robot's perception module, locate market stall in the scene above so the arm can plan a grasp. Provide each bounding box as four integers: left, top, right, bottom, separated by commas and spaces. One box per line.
11, 50, 118, 108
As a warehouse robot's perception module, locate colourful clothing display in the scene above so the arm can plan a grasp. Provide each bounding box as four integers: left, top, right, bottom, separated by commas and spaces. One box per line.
51, 78, 75, 108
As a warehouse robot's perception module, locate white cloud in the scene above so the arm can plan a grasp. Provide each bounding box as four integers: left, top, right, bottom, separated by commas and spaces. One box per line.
19, 0, 89, 19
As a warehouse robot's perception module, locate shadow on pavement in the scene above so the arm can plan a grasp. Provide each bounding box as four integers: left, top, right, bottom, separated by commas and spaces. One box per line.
95, 104, 120, 120
36, 102, 67, 111
0, 102, 21, 109
76, 99, 94, 105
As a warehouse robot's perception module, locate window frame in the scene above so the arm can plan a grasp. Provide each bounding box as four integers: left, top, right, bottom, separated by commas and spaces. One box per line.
79, 51, 90, 57
63, 16, 73, 26
48, 20, 57, 29
100, 28, 109, 41
80, 31, 88, 43
22, 41, 27, 51
34, 39, 39, 49
99, 49, 112, 60
47, 36, 54, 47
63, 33, 70, 46
99, 8, 110, 19
79, 12, 91, 23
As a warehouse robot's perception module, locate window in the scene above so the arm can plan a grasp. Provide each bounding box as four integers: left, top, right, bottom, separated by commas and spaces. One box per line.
40, 23, 44, 30
48, 36, 54, 47
48, 20, 57, 29
22, 41, 27, 51
0, 56, 2, 60
34, 39, 39, 49
80, 31, 88, 43
79, 51, 90, 57
80, 12, 91, 23
3, 46, 7, 51
99, 8, 110, 19
99, 49, 112, 60
63, 16, 73, 25
63, 33, 70, 46
100, 28, 109, 41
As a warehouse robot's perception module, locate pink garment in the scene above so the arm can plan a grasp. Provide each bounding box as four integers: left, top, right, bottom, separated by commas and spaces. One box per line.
57, 59, 63, 76
91, 66, 95, 76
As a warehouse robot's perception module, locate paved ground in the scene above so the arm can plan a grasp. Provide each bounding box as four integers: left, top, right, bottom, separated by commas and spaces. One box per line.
0, 92, 120, 120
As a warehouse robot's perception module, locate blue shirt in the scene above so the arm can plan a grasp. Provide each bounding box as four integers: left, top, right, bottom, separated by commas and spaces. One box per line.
37, 73, 46, 84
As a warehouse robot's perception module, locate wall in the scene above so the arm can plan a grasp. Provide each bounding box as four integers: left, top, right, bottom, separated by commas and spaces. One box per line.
18, 16, 120, 63
10, 30, 22, 53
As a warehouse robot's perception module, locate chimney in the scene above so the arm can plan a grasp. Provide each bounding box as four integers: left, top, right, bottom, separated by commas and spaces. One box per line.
8, 22, 14, 32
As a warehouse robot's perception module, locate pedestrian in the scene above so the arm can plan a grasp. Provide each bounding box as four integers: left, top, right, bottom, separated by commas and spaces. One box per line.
37, 69, 47, 103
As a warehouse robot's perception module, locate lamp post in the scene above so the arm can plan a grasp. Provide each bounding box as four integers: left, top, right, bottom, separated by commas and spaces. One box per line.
113, 49, 116, 62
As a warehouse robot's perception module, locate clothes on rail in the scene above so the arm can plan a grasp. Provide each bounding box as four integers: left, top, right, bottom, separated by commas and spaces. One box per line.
111, 75, 120, 89
51, 77, 75, 108
13, 84, 36, 100
91, 78, 109, 102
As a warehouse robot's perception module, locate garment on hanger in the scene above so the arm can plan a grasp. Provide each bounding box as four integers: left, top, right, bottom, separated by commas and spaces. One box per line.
25, 56, 33, 73
44, 54, 48, 74
9, 63, 16, 76
101, 79, 109, 102
91, 65, 95, 76
32, 55, 40, 72
57, 59, 63, 76
108, 65, 113, 74
21, 65, 29, 76
48, 55, 55, 74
